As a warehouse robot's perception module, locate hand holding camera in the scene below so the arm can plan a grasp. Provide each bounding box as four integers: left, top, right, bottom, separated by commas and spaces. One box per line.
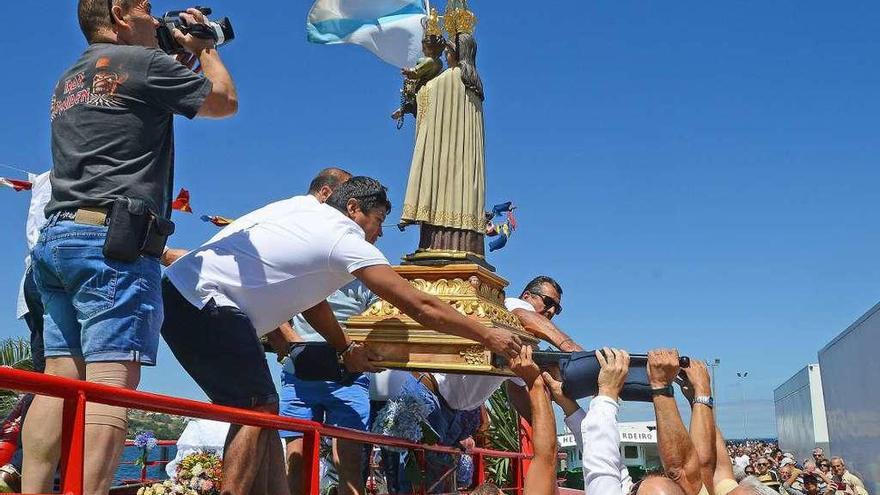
156, 6, 235, 55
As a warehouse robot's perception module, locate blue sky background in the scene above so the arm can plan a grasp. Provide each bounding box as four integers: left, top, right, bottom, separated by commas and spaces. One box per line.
1, 1, 878, 439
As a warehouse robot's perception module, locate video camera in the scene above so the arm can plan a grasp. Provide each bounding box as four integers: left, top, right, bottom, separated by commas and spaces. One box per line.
156, 6, 234, 55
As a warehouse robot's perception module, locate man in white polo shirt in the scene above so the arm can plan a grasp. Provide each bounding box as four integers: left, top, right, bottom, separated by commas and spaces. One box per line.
161, 176, 523, 495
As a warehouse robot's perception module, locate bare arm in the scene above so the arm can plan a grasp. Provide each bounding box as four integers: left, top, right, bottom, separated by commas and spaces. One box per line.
264, 321, 302, 359
679, 361, 717, 493
354, 265, 522, 358
712, 429, 735, 488
301, 301, 382, 372
160, 247, 189, 266
509, 347, 557, 495
511, 309, 584, 351
649, 349, 703, 495
173, 9, 238, 118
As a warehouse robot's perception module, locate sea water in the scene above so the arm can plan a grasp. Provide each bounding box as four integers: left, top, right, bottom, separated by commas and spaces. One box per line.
114, 445, 178, 485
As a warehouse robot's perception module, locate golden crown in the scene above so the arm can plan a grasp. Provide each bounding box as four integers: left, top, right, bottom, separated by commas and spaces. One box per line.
423, 7, 443, 38
443, 0, 476, 36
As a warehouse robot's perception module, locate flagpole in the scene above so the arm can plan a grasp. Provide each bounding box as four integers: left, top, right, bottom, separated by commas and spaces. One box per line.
0, 163, 36, 176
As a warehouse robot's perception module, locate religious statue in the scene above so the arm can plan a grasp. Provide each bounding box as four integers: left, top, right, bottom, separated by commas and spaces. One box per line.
391, 8, 445, 129
399, 0, 489, 267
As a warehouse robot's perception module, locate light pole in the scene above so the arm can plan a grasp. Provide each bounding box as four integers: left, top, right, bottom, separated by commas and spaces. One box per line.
737, 371, 749, 440
707, 358, 721, 403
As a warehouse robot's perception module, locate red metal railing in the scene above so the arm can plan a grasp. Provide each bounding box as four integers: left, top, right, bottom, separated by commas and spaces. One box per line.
0, 367, 529, 495
119, 439, 176, 484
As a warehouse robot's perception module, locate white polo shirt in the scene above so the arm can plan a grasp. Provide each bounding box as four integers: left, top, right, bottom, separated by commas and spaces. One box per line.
433, 297, 531, 411
165, 195, 389, 336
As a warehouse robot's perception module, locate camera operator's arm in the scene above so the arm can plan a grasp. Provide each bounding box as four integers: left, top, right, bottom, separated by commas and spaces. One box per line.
677, 360, 717, 493
174, 8, 238, 118
510, 309, 584, 352
648, 349, 703, 495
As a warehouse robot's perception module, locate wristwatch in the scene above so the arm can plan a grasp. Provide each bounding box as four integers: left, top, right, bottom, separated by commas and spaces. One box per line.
694, 395, 714, 408
651, 385, 674, 397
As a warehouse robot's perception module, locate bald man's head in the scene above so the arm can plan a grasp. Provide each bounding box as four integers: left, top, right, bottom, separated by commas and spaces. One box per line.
308, 167, 353, 203
636, 476, 688, 495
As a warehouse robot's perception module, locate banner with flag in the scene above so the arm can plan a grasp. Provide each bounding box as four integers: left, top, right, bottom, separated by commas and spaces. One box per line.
0, 177, 33, 191
201, 215, 234, 227
307, 0, 427, 68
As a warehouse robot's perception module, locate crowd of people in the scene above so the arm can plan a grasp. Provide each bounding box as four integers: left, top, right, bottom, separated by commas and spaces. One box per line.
727, 443, 869, 495
1, 2, 872, 495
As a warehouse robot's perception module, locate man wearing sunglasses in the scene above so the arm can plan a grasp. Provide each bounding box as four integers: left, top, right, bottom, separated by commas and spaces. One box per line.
506, 275, 583, 352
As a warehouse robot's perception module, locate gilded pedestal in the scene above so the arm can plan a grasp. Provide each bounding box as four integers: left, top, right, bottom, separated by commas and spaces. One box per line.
345, 264, 535, 376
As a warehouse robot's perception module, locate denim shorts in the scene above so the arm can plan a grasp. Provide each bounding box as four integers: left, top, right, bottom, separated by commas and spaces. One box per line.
31, 216, 162, 365
279, 371, 370, 438
160, 278, 278, 408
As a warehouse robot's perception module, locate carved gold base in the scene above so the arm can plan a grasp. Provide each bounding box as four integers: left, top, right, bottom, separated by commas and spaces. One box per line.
345, 264, 535, 376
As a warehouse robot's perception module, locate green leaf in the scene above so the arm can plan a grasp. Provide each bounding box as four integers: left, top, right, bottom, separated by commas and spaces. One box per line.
420, 421, 439, 445
404, 450, 424, 486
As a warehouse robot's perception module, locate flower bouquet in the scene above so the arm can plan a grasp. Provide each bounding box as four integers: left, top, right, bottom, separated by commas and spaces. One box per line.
136, 450, 222, 495
133, 431, 158, 469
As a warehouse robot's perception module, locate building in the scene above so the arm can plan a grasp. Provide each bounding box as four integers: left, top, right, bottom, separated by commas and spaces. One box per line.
773, 364, 829, 461
558, 420, 660, 472
818, 302, 880, 495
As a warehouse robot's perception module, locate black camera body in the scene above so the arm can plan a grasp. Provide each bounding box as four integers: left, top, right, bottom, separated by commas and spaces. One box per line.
155, 6, 234, 55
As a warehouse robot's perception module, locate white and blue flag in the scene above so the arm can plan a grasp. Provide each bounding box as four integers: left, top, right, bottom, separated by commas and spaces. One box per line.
307, 0, 427, 68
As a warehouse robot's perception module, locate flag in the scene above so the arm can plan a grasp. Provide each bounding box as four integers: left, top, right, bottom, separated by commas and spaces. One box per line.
171, 188, 192, 213
0, 177, 32, 191
200, 215, 234, 227
488, 222, 511, 252
307, 0, 427, 68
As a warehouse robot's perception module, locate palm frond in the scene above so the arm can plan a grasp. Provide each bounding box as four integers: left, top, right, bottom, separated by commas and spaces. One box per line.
485, 387, 519, 486
0, 337, 33, 417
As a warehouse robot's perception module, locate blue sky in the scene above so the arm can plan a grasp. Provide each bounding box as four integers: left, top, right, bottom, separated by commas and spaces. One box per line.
1, 1, 878, 439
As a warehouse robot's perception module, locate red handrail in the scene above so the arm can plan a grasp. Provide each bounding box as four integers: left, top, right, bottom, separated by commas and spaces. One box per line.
0, 367, 528, 495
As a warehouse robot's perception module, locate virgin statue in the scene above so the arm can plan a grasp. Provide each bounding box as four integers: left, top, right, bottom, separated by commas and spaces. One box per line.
399, 28, 487, 263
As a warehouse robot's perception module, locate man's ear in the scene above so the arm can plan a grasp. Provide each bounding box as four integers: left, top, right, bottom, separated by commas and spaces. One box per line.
110, 5, 128, 30
346, 198, 360, 217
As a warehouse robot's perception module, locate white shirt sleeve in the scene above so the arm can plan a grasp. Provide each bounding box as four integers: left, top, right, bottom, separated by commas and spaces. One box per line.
581, 395, 629, 495
328, 231, 390, 274
564, 408, 587, 453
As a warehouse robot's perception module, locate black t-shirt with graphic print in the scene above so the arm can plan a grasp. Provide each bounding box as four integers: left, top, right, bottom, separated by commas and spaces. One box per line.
47, 43, 212, 219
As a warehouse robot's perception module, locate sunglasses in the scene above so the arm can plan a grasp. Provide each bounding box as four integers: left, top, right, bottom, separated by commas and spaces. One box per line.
527, 290, 562, 316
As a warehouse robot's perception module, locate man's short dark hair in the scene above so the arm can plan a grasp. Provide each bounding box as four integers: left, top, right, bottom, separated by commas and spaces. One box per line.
326, 176, 392, 216
78, 0, 134, 43
521, 275, 563, 298
307, 167, 352, 195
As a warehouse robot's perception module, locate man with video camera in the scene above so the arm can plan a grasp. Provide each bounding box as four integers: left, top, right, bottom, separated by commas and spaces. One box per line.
24, 1, 237, 494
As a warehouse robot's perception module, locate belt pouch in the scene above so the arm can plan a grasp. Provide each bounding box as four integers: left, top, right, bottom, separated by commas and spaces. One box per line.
103, 197, 149, 262
142, 215, 175, 258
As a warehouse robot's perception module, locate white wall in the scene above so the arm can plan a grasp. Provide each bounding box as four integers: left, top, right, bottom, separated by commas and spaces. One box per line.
774, 365, 828, 460
819, 302, 880, 495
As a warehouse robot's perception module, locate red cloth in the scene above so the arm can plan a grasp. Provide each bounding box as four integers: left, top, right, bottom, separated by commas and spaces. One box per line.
0, 177, 32, 191
171, 188, 192, 213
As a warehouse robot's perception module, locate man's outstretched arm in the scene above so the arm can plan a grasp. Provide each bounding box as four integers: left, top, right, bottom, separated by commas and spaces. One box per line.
678, 360, 717, 492
510, 309, 584, 351
648, 349, 704, 495
509, 346, 558, 495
